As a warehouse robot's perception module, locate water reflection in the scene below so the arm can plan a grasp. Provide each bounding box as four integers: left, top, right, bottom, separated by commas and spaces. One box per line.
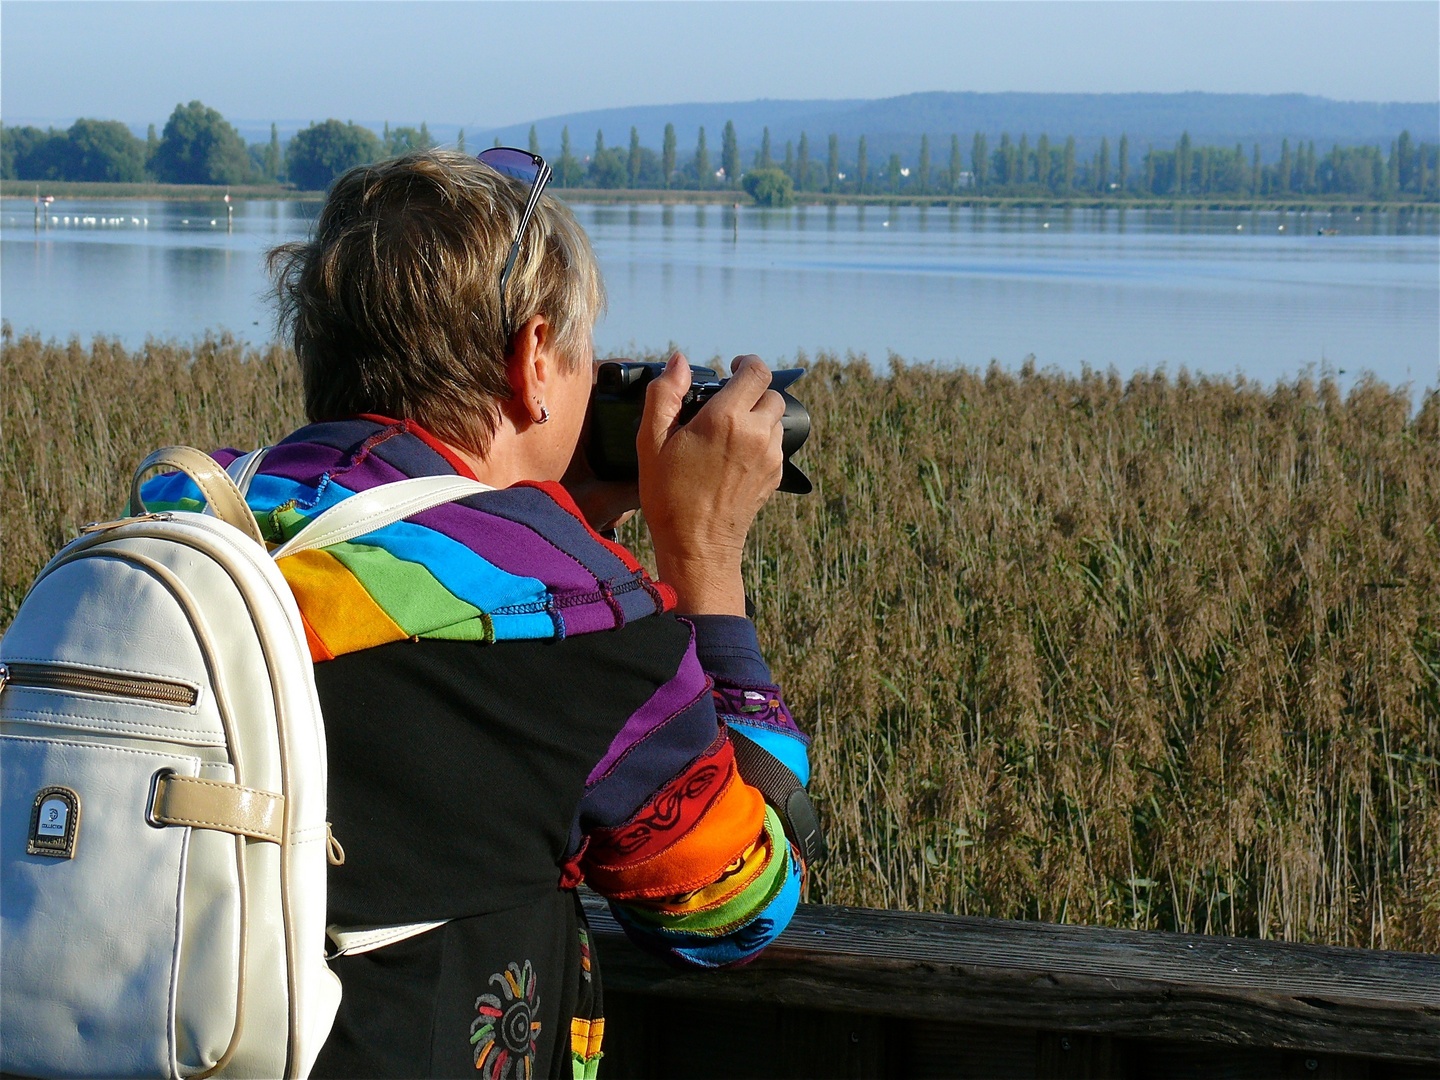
3, 196, 1436, 402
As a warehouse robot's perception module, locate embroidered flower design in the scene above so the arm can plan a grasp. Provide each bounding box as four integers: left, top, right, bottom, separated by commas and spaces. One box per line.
471, 960, 540, 1078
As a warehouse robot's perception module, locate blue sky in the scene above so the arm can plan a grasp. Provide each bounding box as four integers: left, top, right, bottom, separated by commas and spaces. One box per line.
4, 1, 1437, 132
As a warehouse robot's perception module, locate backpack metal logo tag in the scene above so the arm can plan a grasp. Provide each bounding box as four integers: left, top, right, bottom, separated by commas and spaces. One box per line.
28, 786, 80, 859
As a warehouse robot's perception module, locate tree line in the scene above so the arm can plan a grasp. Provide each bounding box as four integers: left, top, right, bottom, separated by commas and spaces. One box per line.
553, 121, 1438, 201
5, 99, 1436, 202
1, 102, 447, 190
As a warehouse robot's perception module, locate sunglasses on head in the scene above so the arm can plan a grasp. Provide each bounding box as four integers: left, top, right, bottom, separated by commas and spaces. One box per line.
476, 146, 553, 339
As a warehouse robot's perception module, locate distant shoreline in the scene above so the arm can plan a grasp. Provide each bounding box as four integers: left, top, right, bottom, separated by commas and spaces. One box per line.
4, 179, 1437, 213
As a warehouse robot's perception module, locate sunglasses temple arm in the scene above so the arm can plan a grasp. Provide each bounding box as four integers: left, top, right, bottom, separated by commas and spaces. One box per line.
499, 160, 553, 336
514, 163, 552, 251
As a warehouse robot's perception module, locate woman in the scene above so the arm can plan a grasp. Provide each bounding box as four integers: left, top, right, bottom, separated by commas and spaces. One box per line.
140, 149, 811, 1079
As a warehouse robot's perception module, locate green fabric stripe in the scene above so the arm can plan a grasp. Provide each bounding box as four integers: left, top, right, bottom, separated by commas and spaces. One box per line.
622, 805, 789, 935
324, 540, 483, 637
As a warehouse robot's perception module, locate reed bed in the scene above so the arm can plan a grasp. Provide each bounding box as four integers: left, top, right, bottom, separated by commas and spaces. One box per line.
4, 328, 1437, 950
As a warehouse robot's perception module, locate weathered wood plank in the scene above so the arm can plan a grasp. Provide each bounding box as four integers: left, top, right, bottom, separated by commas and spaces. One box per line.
582, 894, 1440, 1063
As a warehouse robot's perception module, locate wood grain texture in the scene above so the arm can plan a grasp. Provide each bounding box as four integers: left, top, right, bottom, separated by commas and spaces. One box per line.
582, 894, 1440, 1063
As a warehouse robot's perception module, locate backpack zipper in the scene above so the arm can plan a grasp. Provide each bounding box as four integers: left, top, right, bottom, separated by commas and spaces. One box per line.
0, 662, 199, 707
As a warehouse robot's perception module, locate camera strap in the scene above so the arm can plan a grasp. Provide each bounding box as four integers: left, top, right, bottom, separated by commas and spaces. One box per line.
727, 728, 827, 866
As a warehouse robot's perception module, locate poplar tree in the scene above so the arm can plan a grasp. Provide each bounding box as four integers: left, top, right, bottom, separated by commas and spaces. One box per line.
1144, 146, 1155, 193
917, 134, 930, 193
662, 123, 676, 188
696, 126, 710, 189
264, 122, 281, 181
1279, 138, 1293, 192
1036, 134, 1051, 190
1117, 133, 1129, 191
629, 127, 641, 188
1097, 136, 1110, 191
759, 126, 772, 170
797, 131, 810, 192
418, 121, 431, 150
559, 126, 576, 187
147, 123, 159, 168
827, 133, 839, 192
948, 134, 961, 193
595, 129, 605, 155
887, 153, 901, 193
529, 125, 540, 156
1252, 144, 1262, 195
856, 135, 868, 194
1175, 132, 1191, 194
972, 132, 988, 189
1017, 134, 1029, 186
1062, 136, 1076, 190
997, 134, 1012, 185
457, 128, 465, 155
783, 140, 794, 182
1397, 130, 1414, 191
722, 121, 739, 187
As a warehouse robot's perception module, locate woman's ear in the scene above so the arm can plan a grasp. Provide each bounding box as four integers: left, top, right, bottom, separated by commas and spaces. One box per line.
507, 315, 554, 425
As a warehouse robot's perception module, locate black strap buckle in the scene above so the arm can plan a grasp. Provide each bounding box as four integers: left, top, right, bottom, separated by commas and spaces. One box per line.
727, 727, 827, 865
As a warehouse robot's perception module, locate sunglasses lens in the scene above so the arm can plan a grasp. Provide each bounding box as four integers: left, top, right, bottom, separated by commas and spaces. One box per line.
477, 147, 540, 183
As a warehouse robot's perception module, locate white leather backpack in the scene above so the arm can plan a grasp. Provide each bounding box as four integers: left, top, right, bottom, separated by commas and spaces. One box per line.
0, 447, 492, 1079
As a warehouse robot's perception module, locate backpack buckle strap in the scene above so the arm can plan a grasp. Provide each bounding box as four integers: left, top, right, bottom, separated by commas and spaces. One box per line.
149, 773, 285, 844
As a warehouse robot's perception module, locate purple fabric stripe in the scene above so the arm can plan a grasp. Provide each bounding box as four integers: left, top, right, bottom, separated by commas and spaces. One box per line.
260, 440, 599, 595
587, 630, 708, 785
258, 440, 351, 488
472, 486, 636, 586
579, 695, 721, 830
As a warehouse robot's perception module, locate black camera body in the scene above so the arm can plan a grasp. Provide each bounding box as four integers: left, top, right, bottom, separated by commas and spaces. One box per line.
586, 361, 813, 494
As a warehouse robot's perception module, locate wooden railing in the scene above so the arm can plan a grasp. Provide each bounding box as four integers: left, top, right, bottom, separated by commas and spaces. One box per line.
581, 892, 1439, 1078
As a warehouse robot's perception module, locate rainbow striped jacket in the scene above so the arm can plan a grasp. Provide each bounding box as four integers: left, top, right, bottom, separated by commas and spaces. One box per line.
138, 415, 811, 967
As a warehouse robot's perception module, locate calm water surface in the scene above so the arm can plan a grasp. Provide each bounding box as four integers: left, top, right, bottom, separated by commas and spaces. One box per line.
3, 198, 1436, 399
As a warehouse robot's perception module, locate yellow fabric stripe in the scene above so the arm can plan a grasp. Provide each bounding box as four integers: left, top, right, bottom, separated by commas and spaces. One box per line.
570, 1017, 605, 1060
277, 548, 407, 655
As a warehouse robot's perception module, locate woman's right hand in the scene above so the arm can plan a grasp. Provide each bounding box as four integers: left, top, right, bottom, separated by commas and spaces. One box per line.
637, 352, 785, 616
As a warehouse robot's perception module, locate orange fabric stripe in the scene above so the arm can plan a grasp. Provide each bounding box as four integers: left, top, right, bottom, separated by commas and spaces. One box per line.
584, 740, 735, 868
640, 831, 771, 915
299, 609, 335, 662
278, 549, 406, 656
583, 766, 766, 900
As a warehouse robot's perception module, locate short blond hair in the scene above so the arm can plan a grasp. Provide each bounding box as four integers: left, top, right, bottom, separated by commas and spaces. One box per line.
270, 150, 604, 454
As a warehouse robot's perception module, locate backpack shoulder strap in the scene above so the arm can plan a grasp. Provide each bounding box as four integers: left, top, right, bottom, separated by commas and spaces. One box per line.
270, 475, 496, 560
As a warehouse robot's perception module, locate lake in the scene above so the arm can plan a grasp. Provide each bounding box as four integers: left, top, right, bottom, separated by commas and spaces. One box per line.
3, 197, 1437, 402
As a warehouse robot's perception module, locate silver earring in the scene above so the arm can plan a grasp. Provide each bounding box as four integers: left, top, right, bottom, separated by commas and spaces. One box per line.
535, 405, 550, 425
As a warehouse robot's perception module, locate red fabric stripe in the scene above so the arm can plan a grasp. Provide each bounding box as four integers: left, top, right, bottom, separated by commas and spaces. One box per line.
586, 737, 735, 868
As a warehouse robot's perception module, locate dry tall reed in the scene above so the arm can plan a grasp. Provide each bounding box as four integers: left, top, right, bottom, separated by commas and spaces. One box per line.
4, 328, 1437, 949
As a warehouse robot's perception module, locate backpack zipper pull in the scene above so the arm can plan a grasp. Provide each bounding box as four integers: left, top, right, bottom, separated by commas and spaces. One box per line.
81, 512, 173, 534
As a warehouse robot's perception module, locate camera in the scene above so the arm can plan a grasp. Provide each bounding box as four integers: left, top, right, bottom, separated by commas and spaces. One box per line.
586, 361, 812, 494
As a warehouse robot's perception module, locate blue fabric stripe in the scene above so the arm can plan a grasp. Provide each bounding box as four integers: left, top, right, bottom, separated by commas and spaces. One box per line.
724, 720, 811, 787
